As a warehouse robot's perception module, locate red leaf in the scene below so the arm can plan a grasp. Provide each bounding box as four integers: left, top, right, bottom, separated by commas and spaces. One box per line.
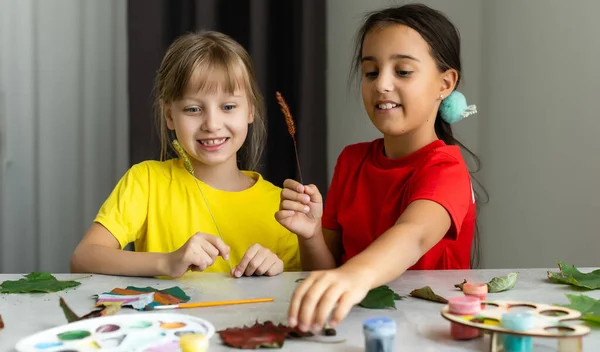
0, 314, 4, 330
217, 321, 313, 349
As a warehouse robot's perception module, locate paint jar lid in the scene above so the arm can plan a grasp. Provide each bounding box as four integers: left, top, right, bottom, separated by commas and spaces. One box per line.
501, 312, 538, 332
463, 282, 488, 295
449, 296, 481, 315
363, 317, 397, 336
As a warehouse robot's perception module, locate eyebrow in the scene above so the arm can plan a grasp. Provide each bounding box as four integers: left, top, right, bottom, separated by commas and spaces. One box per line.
361, 54, 420, 63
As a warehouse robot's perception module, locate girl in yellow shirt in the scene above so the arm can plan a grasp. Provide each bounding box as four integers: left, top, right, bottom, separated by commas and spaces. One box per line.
70, 31, 300, 278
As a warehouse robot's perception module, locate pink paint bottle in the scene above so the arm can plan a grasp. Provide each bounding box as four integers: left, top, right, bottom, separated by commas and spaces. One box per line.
448, 296, 481, 340
463, 282, 487, 308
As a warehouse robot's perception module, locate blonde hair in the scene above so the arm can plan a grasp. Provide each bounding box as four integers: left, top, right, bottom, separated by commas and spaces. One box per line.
153, 31, 266, 171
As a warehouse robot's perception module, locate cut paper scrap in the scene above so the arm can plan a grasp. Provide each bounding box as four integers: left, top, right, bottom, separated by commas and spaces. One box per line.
95, 286, 190, 311
59, 297, 120, 323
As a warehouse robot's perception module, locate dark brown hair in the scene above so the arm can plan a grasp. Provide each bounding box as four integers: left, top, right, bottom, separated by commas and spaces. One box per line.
153, 30, 266, 171
350, 4, 488, 268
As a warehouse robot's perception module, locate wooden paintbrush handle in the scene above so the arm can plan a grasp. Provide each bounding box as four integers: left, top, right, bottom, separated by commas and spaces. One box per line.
179, 297, 274, 308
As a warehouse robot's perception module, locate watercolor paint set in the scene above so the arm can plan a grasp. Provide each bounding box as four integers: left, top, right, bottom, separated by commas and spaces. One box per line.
441, 299, 590, 352
15, 312, 214, 352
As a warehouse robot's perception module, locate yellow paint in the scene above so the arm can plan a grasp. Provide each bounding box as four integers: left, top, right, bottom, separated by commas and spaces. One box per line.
180, 334, 208, 352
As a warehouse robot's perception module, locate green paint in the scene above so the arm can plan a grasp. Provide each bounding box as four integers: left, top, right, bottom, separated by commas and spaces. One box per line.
57, 330, 91, 341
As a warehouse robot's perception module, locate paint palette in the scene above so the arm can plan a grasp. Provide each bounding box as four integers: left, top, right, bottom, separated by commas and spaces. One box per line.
441, 300, 591, 352
15, 312, 214, 352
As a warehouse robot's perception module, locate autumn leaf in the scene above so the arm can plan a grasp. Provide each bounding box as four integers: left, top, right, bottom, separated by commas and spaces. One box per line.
218, 321, 316, 349
557, 294, 600, 327
359, 285, 404, 309
548, 261, 600, 290
487, 273, 518, 292
455, 273, 518, 293
410, 286, 448, 303
60, 297, 121, 323
0, 272, 81, 294
0, 314, 4, 330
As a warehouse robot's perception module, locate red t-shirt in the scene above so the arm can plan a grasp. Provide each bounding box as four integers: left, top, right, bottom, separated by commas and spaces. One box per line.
322, 138, 475, 270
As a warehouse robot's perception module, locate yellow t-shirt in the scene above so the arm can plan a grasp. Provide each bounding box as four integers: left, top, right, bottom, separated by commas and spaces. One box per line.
94, 159, 301, 273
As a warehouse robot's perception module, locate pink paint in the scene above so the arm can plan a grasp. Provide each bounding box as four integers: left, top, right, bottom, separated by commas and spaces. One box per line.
448, 296, 481, 340
463, 282, 488, 308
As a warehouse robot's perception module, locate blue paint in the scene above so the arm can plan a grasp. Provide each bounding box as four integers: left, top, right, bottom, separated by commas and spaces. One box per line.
501, 312, 536, 352
34, 341, 63, 349
363, 317, 396, 352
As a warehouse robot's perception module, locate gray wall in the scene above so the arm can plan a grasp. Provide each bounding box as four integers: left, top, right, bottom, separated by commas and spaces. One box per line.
0, 0, 129, 273
327, 0, 599, 268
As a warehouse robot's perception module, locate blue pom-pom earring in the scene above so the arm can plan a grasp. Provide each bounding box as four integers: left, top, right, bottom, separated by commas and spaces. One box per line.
439, 90, 477, 124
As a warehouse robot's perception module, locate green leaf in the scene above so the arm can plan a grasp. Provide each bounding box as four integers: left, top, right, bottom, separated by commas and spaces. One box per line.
0, 272, 81, 293
359, 285, 403, 309
487, 272, 518, 293
548, 261, 600, 290
295, 278, 305, 283
410, 286, 448, 303
454, 273, 518, 293
557, 294, 600, 328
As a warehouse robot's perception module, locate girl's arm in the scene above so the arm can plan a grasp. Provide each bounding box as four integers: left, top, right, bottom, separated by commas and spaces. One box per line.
70, 223, 169, 277
298, 228, 342, 270
70, 223, 230, 277
341, 199, 450, 287
288, 199, 451, 331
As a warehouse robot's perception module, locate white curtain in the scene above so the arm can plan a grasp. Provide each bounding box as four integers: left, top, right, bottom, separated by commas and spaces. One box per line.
0, 0, 129, 273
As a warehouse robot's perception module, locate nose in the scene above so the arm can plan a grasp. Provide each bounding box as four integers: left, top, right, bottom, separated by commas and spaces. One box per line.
201, 108, 222, 132
375, 70, 393, 93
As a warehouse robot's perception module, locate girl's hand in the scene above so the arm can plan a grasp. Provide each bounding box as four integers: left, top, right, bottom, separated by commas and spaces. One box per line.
231, 244, 283, 277
288, 268, 372, 332
164, 232, 230, 278
275, 179, 323, 239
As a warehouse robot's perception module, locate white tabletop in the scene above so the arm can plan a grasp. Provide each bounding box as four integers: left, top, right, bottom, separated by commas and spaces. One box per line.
0, 269, 598, 351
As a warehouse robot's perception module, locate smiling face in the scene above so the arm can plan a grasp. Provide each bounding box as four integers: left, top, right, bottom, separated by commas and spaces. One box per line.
164, 65, 254, 169
360, 24, 455, 140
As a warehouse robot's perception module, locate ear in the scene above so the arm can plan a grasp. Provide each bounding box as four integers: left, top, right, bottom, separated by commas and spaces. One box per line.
439, 68, 459, 100
161, 100, 175, 131
248, 105, 255, 124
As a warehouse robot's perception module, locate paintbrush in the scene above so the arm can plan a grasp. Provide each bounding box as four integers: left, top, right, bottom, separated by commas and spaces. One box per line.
144, 297, 274, 311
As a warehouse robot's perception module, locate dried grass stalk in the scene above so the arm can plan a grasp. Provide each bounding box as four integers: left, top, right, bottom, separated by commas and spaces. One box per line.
276, 91, 303, 184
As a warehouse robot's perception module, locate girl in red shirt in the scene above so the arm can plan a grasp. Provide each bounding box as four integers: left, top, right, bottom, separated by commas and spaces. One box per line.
276, 4, 484, 332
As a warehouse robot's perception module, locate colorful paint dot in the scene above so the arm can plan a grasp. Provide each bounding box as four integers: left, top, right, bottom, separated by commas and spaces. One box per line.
160, 321, 186, 329
57, 330, 91, 341
175, 330, 202, 337
96, 324, 120, 333
129, 320, 152, 329
34, 342, 63, 349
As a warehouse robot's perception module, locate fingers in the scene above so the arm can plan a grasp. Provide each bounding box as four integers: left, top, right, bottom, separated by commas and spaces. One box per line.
274, 209, 294, 222
280, 199, 310, 213
283, 178, 304, 193
244, 252, 266, 276
265, 258, 284, 276
296, 276, 331, 331
313, 285, 343, 330
288, 274, 315, 328
201, 233, 230, 260
329, 293, 355, 328
303, 184, 323, 204
232, 244, 260, 277
187, 250, 213, 272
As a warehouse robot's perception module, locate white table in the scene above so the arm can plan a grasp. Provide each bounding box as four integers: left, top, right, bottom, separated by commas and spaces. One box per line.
0, 269, 599, 351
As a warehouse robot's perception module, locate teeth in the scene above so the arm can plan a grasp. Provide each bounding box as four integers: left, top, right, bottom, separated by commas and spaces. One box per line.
200, 138, 227, 146
377, 103, 399, 110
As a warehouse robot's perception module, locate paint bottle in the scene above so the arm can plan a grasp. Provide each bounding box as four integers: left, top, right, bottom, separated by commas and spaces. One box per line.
463, 282, 488, 308
500, 312, 536, 352
363, 317, 396, 352
448, 296, 481, 340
